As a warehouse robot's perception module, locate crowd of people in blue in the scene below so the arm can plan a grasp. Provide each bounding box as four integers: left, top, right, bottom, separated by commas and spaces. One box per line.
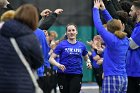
0, 0, 140, 93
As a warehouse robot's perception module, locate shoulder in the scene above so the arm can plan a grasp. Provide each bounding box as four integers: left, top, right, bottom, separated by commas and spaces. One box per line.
77, 41, 86, 46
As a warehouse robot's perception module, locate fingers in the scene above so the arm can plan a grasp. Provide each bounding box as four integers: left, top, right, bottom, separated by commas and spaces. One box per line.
58, 64, 66, 72
54, 9, 63, 15
40, 9, 52, 17
86, 63, 92, 69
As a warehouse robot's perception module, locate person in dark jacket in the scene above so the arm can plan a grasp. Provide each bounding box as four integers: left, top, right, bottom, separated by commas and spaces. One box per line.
0, 4, 43, 93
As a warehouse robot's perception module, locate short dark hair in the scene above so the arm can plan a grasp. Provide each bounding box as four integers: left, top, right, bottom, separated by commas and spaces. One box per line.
133, 1, 140, 9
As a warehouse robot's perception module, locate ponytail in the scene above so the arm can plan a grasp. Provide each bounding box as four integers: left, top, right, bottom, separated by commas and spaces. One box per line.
114, 31, 127, 39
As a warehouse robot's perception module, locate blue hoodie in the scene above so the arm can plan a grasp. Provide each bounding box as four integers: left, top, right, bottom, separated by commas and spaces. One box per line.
93, 8, 129, 76
34, 28, 50, 77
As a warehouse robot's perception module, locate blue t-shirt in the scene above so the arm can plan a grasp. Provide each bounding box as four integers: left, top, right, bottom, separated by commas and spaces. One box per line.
126, 23, 140, 77
54, 40, 88, 74
93, 8, 129, 76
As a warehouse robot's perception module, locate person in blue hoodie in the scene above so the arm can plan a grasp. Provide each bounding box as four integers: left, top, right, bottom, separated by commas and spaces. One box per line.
93, 0, 129, 93
34, 28, 50, 93
126, 1, 140, 93
35, 8, 63, 93
49, 23, 92, 93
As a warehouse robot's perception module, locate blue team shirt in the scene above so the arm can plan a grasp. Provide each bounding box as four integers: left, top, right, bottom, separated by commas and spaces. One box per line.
54, 40, 88, 74
93, 8, 129, 76
126, 23, 140, 77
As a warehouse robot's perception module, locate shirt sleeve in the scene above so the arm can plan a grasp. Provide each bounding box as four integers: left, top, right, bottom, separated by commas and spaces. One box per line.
38, 13, 57, 30
92, 8, 117, 47
82, 44, 88, 56
131, 29, 140, 47
129, 37, 139, 49
101, 9, 113, 22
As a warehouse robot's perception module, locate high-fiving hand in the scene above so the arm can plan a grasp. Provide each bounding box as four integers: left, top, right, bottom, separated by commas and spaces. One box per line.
94, 0, 106, 10
94, 0, 101, 9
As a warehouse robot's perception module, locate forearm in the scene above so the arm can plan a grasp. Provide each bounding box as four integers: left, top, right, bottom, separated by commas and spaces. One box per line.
49, 57, 60, 67
38, 13, 57, 30
83, 55, 91, 63
101, 9, 113, 22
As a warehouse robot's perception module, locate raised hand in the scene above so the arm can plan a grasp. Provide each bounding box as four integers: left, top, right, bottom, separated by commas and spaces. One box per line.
40, 9, 52, 17
94, 0, 101, 9
100, 0, 106, 10
54, 9, 63, 15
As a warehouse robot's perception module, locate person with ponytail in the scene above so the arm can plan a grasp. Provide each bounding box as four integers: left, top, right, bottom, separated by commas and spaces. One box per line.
93, 0, 129, 93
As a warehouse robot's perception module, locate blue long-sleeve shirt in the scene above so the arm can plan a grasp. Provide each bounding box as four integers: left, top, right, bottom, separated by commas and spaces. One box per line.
93, 8, 129, 76
34, 28, 50, 77
126, 22, 140, 77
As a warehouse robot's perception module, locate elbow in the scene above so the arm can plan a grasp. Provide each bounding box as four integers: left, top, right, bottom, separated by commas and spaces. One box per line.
48, 57, 52, 63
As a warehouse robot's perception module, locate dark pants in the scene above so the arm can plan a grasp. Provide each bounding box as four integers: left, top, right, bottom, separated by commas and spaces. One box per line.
37, 76, 52, 93
93, 66, 103, 93
93, 66, 103, 87
57, 73, 83, 93
127, 77, 140, 93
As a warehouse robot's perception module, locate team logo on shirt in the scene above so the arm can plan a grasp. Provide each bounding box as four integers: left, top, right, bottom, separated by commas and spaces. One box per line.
65, 48, 82, 55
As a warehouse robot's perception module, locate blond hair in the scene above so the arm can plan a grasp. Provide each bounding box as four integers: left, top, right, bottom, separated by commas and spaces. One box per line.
1, 10, 15, 21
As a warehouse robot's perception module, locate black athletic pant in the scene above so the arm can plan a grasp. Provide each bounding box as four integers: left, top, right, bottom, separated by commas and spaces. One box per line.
127, 77, 140, 93
93, 66, 103, 87
57, 73, 83, 93
37, 76, 52, 93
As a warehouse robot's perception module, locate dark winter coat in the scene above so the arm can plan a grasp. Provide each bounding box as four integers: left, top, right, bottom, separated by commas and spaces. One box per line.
0, 20, 43, 93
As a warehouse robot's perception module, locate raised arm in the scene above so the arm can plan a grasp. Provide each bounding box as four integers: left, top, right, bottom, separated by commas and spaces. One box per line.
38, 9, 63, 30
93, 0, 116, 46
99, 0, 113, 22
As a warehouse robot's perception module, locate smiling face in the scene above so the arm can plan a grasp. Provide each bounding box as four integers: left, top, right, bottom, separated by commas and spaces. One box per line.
66, 24, 78, 40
